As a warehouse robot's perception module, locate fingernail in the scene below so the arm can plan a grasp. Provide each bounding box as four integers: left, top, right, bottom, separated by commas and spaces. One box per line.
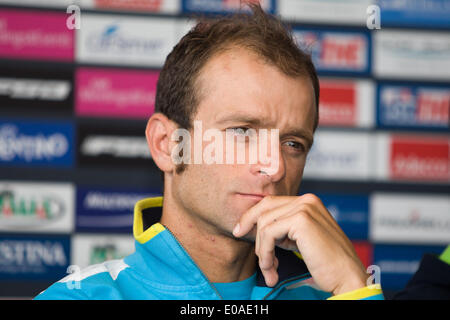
232, 223, 240, 236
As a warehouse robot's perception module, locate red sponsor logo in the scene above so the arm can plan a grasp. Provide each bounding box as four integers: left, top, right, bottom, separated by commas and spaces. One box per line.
94, 0, 162, 11
352, 241, 373, 268
319, 80, 356, 126
321, 35, 365, 69
416, 90, 450, 125
390, 136, 449, 181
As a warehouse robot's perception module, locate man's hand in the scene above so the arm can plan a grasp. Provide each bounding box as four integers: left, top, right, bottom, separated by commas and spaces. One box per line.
232, 193, 369, 296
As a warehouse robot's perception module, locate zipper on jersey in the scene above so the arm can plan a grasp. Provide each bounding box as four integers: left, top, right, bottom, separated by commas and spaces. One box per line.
162, 224, 224, 300
261, 274, 312, 300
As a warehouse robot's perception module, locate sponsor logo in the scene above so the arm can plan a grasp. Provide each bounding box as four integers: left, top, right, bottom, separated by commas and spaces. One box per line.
376, 212, 450, 235
89, 244, 128, 265
389, 136, 449, 181
0, 126, 68, 162
0, 189, 64, 226
85, 24, 163, 55
182, 0, 274, 13
378, 84, 450, 129
0, 182, 74, 233
378, 34, 449, 58
294, 29, 369, 74
278, 0, 371, 25
72, 235, 135, 268
317, 193, 369, 240
77, 123, 151, 168
417, 90, 450, 125
81, 135, 150, 158
319, 78, 374, 128
75, 68, 157, 119
303, 132, 371, 179
0, 235, 70, 280
0, 121, 74, 167
76, 187, 159, 233
77, 14, 182, 67
374, 31, 450, 80
378, 0, 450, 28
0, 65, 74, 114
83, 191, 144, 211
0, 78, 70, 101
319, 80, 356, 126
0, 9, 73, 61
308, 148, 358, 168
371, 193, 450, 244
377, 260, 420, 274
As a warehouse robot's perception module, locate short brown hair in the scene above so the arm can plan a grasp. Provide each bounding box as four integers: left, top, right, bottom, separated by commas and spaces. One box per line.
154, 3, 320, 131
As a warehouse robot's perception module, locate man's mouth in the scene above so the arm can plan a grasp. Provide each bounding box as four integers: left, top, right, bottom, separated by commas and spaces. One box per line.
235, 193, 267, 201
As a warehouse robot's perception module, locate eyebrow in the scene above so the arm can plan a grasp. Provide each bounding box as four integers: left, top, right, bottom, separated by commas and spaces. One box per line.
216, 113, 263, 126
216, 113, 315, 150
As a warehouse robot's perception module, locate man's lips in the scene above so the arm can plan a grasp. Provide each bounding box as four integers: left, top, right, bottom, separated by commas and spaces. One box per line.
236, 193, 268, 200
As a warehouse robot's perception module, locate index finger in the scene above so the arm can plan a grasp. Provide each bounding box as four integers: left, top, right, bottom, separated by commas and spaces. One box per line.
232, 196, 293, 237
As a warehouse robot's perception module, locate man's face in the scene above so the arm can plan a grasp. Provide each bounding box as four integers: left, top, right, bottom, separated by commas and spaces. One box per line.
170, 47, 316, 240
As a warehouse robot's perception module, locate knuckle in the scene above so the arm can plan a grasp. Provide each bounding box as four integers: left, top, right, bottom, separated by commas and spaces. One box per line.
294, 211, 310, 226
297, 201, 313, 212
260, 224, 271, 238
302, 193, 320, 203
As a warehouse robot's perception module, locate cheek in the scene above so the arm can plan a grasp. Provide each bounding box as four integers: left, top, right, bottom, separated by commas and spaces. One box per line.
285, 157, 307, 192
180, 163, 232, 193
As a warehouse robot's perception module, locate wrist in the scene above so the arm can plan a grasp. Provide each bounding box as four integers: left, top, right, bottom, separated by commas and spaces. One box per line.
333, 273, 369, 296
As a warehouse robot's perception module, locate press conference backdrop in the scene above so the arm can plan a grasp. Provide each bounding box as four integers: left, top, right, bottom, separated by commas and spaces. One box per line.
0, 0, 448, 299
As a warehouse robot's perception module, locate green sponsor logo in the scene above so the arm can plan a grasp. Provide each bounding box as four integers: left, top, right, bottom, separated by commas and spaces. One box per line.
90, 245, 125, 265
0, 190, 64, 224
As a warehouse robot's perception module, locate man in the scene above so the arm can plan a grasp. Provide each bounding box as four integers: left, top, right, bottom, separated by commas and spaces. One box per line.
35, 4, 383, 300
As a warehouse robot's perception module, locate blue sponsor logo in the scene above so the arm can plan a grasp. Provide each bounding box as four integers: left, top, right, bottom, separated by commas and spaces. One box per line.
378, 0, 450, 29
312, 193, 369, 240
373, 244, 446, 290
293, 28, 371, 76
377, 82, 450, 131
0, 120, 74, 167
86, 23, 164, 55
0, 235, 70, 280
182, 0, 275, 14
76, 187, 162, 233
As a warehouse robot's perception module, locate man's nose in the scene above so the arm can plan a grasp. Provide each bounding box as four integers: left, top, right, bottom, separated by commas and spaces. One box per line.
250, 142, 286, 183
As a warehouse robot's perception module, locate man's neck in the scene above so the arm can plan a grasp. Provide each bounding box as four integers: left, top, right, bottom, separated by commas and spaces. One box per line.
160, 201, 257, 284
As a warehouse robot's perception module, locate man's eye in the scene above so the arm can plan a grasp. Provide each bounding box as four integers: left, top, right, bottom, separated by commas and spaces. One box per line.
284, 141, 305, 152
229, 127, 251, 135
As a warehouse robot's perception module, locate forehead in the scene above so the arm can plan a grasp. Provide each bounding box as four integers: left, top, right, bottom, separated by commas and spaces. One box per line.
194, 47, 316, 133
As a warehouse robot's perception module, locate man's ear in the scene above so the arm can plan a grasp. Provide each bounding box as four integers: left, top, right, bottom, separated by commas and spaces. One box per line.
145, 113, 178, 173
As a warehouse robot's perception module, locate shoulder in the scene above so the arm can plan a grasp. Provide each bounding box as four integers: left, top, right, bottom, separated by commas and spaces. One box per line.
34, 259, 130, 300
